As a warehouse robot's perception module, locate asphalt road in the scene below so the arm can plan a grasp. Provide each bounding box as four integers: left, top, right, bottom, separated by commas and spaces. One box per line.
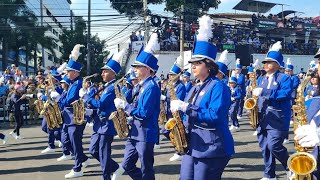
0, 117, 295, 180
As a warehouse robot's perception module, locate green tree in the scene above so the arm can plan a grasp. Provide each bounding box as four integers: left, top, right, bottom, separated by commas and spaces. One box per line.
165, 0, 221, 23
108, 0, 221, 22
60, 17, 109, 77
0, 0, 30, 71
109, 0, 163, 18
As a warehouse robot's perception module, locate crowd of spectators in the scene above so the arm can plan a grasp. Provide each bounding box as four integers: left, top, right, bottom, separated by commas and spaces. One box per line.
126, 14, 319, 55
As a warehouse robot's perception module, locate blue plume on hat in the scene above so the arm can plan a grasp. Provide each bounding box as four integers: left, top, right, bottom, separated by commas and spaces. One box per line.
263, 41, 283, 66
217, 50, 231, 76
285, 58, 294, 71
190, 15, 217, 62
65, 44, 84, 72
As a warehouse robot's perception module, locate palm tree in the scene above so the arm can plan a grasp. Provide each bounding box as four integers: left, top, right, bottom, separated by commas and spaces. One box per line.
0, 0, 30, 71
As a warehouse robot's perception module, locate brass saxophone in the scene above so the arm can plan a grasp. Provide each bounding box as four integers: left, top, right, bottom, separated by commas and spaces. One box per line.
164, 71, 188, 155
287, 76, 317, 180
109, 75, 129, 139
47, 74, 63, 125
39, 80, 60, 129
244, 71, 259, 129
34, 82, 45, 114
159, 100, 167, 125
71, 73, 98, 125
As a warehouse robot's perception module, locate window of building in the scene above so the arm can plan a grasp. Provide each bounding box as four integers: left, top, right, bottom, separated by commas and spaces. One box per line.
48, 54, 53, 61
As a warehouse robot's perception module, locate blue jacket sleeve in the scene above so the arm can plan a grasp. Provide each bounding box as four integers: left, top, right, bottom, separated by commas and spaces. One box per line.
176, 84, 186, 101
261, 75, 292, 100
186, 82, 231, 124
234, 87, 242, 100
124, 89, 133, 102
125, 87, 160, 120
66, 82, 82, 106
292, 76, 300, 90
237, 74, 245, 86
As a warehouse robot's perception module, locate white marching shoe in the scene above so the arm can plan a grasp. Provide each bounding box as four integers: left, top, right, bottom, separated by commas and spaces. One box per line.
260, 177, 277, 180
283, 139, 290, 145
57, 154, 73, 162
65, 169, 83, 179
154, 144, 161, 149
237, 115, 243, 119
112, 165, 125, 180
229, 125, 240, 133
82, 158, 91, 169
253, 130, 258, 136
55, 140, 62, 148
169, 153, 182, 162
114, 135, 120, 139
41, 147, 55, 154
9, 131, 17, 139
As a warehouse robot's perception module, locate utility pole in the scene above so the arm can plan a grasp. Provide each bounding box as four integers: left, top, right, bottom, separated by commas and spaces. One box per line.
70, 10, 73, 31
40, 0, 45, 70
143, 0, 149, 44
179, 4, 184, 67
87, 0, 91, 75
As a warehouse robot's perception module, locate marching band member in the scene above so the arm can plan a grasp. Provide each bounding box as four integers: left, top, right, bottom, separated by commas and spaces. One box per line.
81, 50, 125, 180
216, 50, 232, 84
305, 60, 319, 100
284, 58, 300, 104
130, 71, 140, 103
170, 15, 234, 180
182, 71, 193, 94
113, 33, 161, 180
62, 44, 90, 179
252, 41, 292, 180
162, 62, 186, 161
246, 59, 260, 136
151, 63, 162, 150
124, 76, 133, 102
229, 72, 242, 132
57, 76, 74, 162
40, 64, 66, 154
284, 58, 300, 144
234, 58, 246, 119
294, 52, 320, 179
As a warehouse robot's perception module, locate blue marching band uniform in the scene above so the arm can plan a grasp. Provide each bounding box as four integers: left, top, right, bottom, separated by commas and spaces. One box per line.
27, 15, 320, 180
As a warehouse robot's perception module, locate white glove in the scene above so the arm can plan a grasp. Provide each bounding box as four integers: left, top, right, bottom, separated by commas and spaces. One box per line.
246, 86, 252, 92
37, 92, 43, 100
26, 94, 34, 98
160, 95, 166, 101
114, 98, 128, 109
85, 109, 93, 116
50, 91, 60, 99
170, 100, 189, 113
294, 125, 320, 148
231, 97, 235, 101
79, 88, 88, 98
252, 88, 263, 97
